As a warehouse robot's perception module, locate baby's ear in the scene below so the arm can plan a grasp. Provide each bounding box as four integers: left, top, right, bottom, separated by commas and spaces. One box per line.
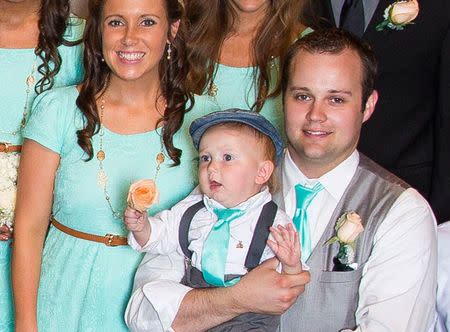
255, 160, 275, 185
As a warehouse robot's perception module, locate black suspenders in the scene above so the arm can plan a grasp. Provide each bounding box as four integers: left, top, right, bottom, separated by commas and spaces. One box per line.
178, 200, 278, 271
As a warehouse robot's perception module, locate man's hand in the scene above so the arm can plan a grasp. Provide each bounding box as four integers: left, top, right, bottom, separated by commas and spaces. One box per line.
231, 256, 310, 315
172, 256, 310, 331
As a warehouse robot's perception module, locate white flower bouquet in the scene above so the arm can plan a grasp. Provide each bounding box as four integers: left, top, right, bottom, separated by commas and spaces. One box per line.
0, 152, 20, 228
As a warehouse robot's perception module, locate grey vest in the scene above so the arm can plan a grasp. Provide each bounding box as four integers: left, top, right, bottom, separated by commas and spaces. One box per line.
278, 154, 409, 332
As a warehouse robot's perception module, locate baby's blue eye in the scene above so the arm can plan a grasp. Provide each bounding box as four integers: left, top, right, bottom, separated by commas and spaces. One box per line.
200, 155, 210, 162
224, 154, 233, 161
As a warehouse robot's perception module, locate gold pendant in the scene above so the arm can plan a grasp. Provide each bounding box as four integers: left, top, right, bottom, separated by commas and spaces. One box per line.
26, 74, 35, 86
156, 152, 165, 165
236, 241, 244, 249
207, 83, 218, 97
97, 150, 105, 161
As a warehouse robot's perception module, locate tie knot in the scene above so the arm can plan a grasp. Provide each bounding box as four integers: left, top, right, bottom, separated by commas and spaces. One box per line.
295, 182, 323, 211
295, 182, 323, 195
213, 208, 244, 227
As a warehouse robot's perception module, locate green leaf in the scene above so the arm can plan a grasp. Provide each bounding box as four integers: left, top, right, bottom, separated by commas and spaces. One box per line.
324, 236, 339, 246
376, 20, 389, 31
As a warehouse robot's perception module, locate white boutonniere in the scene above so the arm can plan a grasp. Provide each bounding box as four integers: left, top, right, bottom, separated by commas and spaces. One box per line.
324, 211, 364, 271
376, 0, 419, 31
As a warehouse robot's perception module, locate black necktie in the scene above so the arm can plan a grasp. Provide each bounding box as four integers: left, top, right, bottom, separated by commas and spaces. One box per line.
339, 0, 365, 37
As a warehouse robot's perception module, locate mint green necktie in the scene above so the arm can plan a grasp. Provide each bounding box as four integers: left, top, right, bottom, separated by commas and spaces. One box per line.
293, 183, 323, 261
201, 208, 245, 287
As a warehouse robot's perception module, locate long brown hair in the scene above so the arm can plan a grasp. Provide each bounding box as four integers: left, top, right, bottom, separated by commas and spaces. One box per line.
76, 0, 192, 165
35, 0, 82, 93
185, 0, 303, 112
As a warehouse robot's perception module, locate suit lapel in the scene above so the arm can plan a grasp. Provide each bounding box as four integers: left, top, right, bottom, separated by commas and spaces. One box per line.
324, 0, 337, 26
363, 0, 392, 39
363, 0, 381, 31
320, 0, 388, 36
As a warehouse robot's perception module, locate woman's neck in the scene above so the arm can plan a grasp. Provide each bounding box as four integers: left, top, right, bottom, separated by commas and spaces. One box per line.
0, 0, 40, 24
106, 75, 163, 109
219, 5, 268, 67
98, 74, 166, 135
0, 1, 41, 48
231, 9, 265, 37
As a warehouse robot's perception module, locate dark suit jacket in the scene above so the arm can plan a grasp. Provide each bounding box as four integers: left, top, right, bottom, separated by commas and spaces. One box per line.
303, 0, 450, 222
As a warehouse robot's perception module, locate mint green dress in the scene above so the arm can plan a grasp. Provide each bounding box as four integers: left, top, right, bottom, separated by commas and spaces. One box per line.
0, 16, 84, 332
23, 86, 204, 331
190, 28, 315, 139
191, 61, 285, 138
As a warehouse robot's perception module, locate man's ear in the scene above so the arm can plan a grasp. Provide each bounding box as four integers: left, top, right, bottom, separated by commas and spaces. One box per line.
255, 160, 275, 185
168, 19, 180, 42
362, 90, 378, 123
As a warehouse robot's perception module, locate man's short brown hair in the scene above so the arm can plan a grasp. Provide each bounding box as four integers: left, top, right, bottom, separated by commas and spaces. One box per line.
281, 28, 378, 108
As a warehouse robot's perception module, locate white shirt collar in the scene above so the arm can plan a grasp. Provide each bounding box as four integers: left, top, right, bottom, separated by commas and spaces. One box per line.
282, 149, 360, 203
203, 186, 271, 213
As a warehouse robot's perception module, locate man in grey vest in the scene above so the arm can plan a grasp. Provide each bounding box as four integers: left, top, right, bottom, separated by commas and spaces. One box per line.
301, 0, 450, 223
276, 28, 436, 332
125, 29, 437, 332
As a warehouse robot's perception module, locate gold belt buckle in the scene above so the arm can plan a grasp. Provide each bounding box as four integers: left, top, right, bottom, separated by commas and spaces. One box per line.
105, 233, 116, 246
0, 142, 11, 153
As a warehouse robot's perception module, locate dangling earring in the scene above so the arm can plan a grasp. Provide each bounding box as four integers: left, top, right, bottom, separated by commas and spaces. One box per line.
101, 57, 105, 62
166, 43, 172, 60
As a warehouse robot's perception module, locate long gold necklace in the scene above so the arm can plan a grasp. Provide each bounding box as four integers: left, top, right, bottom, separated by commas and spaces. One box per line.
96, 98, 165, 219
0, 57, 37, 137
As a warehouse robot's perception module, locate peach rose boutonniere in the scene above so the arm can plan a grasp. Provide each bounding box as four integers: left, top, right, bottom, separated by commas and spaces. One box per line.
127, 179, 159, 212
376, 0, 419, 31
324, 211, 364, 271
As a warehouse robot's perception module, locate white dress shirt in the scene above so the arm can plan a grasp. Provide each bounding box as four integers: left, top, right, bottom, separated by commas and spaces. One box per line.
126, 187, 292, 332
125, 150, 437, 332
128, 187, 292, 275
279, 150, 437, 332
434, 222, 450, 332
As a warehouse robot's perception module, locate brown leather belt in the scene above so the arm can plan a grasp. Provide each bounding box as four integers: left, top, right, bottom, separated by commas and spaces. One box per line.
0, 143, 21, 153
51, 218, 128, 246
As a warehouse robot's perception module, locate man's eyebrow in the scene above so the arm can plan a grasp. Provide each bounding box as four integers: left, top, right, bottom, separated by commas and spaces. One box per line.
328, 89, 352, 96
289, 86, 310, 92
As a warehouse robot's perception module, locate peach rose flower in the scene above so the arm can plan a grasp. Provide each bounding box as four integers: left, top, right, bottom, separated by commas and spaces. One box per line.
336, 212, 364, 244
127, 179, 158, 212
389, 0, 419, 25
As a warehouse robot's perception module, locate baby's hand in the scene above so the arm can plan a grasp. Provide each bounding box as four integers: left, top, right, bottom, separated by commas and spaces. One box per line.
124, 206, 151, 247
267, 223, 302, 275
124, 206, 147, 232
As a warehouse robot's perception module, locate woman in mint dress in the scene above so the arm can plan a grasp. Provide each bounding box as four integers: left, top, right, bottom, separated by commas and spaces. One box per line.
12, 0, 203, 331
185, 0, 307, 137
0, 1, 84, 330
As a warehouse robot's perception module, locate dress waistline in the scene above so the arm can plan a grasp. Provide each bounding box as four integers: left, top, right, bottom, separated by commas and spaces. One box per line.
51, 218, 128, 247
0, 143, 21, 153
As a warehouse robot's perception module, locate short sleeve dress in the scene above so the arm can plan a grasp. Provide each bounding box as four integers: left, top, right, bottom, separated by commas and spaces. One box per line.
189, 28, 315, 141
23, 86, 202, 331
0, 16, 84, 332
191, 62, 286, 139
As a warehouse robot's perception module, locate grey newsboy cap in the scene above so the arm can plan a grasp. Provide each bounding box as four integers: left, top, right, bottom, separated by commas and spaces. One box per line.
189, 109, 284, 165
